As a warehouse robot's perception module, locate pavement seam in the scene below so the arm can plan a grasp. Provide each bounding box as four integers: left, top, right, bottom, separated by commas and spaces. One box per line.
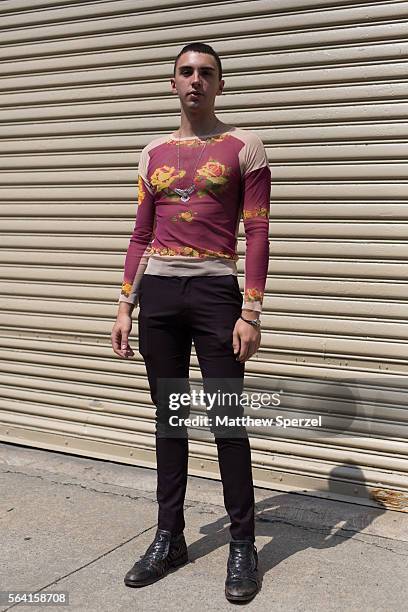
3, 467, 408, 554
1, 524, 158, 612
1, 467, 187, 507
256, 515, 408, 557
1, 467, 198, 509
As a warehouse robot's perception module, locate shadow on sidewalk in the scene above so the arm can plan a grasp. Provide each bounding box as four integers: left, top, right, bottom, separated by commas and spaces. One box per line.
186, 464, 387, 591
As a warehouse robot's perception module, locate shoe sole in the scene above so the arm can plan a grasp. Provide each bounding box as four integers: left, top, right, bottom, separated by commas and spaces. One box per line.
124, 553, 189, 588
225, 584, 259, 602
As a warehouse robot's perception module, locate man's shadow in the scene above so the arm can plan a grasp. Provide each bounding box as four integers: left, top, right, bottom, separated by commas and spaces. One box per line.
186, 464, 387, 592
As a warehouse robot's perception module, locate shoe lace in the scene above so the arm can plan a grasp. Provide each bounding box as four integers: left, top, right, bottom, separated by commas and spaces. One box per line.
228, 544, 257, 579
139, 534, 169, 566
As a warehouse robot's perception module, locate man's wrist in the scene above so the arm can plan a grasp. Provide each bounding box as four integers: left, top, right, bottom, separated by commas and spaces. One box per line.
240, 314, 261, 330
118, 301, 135, 317
241, 309, 260, 320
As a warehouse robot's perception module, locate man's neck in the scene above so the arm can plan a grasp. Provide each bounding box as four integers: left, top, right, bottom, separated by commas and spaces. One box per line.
175, 113, 225, 138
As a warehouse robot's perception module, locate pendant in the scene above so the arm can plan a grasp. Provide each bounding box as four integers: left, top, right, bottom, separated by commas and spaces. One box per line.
174, 186, 195, 202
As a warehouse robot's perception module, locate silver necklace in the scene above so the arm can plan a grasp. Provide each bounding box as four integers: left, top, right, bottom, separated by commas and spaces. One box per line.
173, 122, 220, 202
174, 138, 207, 202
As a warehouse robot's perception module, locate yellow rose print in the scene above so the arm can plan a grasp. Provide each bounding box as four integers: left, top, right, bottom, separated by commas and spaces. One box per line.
150, 165, 186, 191
147, 244, 233, 259
244, 288, 263, 303
167, 133, 231, 147
181, 246, 200, 256
207, 133, 230, 144
194, 159, 230, 196
138, 176, 146, 205
171, 210, 198, 223
243, 207, 269, 219
121, 281, 132, 297
198, 160, 228, 185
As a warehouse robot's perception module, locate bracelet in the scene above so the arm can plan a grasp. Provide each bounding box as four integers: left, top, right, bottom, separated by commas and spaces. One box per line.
240, 315, 261, 330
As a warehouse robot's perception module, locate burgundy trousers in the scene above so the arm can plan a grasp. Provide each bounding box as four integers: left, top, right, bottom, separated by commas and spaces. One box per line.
137, 274, 255, 542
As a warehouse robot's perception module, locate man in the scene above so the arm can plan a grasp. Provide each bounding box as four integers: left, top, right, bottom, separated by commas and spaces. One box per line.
111, 42, 271, 602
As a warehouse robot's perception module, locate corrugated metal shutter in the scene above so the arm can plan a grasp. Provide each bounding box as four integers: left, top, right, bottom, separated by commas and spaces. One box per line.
1, 0, 407, 511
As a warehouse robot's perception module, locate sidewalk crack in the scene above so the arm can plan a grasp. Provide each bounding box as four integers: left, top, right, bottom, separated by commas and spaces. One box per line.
256, 515, 408, 557
1, 524, 157, 611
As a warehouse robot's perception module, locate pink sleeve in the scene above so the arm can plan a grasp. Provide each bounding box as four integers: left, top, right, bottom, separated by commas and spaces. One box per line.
118, 148, 155, 306
241, 136, 271, 313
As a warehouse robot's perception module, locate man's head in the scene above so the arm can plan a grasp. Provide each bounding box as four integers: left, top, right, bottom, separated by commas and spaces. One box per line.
173, 42, 222, 81
171, 42, 224, 111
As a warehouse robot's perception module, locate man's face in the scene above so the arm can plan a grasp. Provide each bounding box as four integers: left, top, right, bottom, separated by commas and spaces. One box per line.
171, 51, 224, 110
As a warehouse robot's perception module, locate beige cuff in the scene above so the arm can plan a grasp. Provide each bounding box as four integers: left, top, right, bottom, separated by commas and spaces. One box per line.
118, 294, 139, 307
242, 301, 262, 313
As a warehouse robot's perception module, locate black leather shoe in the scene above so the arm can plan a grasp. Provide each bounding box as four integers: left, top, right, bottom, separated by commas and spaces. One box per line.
124, 528, 188, 587
225, 540, 259, 602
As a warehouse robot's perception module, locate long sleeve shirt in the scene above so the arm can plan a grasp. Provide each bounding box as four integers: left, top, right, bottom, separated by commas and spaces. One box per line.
118, 126, 271, 312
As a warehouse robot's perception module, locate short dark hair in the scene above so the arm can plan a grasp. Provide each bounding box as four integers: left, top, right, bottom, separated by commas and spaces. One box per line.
173, 42, 222, 80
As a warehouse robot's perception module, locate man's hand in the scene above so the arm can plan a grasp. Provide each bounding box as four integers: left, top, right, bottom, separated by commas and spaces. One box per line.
232, 317, 261, 362
111, 313, 135, 359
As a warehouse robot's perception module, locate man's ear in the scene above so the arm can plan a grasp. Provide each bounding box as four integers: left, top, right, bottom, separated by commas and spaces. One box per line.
216, 79, 225, 95
170, 77, 177, 93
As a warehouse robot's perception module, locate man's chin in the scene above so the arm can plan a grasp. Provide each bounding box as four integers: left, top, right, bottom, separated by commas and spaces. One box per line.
181, 101, 209, 113
186, 97, 202, 105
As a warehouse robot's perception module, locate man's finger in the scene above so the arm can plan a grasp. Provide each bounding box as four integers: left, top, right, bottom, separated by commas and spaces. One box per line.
111, 329, 121, 351
241, 332, 261, 361
247, 339, 258, 361
232, 328, 240, 354
237, 338, 249, 362
255, 334, 261, 353
246, 340, 257, 361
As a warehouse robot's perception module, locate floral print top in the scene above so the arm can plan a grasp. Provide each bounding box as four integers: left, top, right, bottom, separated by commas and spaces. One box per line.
118, 126, 271, 312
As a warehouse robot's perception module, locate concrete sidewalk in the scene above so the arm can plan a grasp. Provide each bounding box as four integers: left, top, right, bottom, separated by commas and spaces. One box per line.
1, 442, 407, 612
